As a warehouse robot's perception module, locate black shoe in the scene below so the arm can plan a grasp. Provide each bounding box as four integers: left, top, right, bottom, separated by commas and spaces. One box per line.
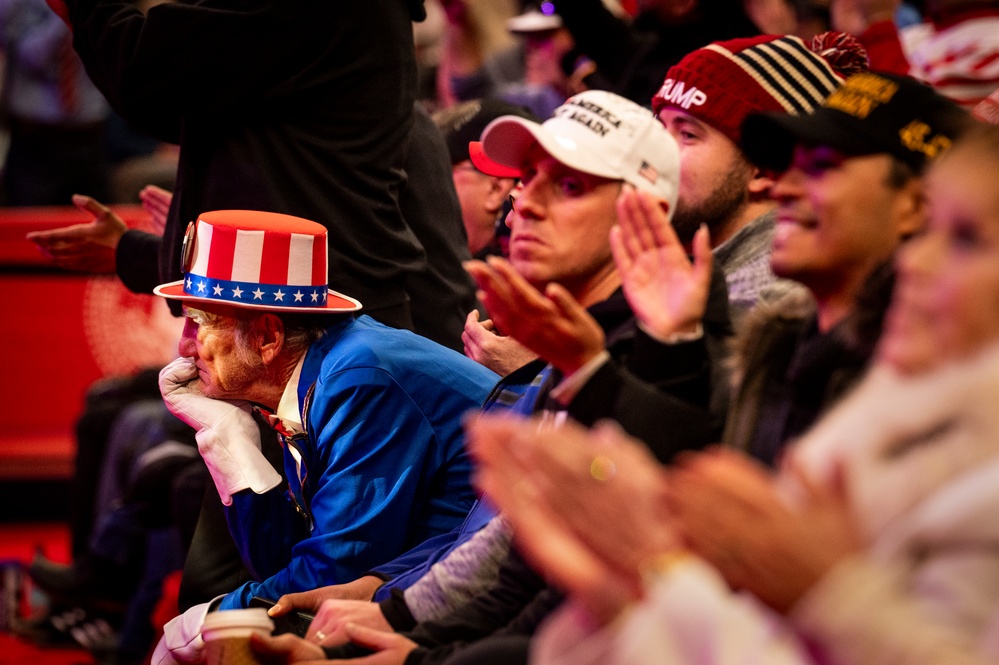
28, 554, 94, 598
28, 556, 84, 597
28, 555, 132, 609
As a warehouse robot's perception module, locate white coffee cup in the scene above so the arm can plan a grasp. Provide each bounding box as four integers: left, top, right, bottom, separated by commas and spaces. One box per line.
201, 608, 275, 665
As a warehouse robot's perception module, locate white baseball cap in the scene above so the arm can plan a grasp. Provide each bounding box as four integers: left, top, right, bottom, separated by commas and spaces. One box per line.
481, 90, 680, 213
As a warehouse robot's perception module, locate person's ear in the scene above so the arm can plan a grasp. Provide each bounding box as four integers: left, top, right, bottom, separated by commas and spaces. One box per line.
747, 167, 775, 199
892, 176, 927, 240
255, 314, 286, 365
485, 177, 517, 214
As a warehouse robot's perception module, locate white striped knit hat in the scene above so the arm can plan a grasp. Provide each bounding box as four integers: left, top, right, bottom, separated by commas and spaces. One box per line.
153, 210, 362, 313
652, 33, 868, 144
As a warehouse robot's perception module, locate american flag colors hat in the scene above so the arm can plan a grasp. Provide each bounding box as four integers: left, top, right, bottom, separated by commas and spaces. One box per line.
153, 210, 362, 313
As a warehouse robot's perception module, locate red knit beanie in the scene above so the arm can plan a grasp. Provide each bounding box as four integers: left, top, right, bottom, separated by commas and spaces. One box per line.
652, 33, 869, 145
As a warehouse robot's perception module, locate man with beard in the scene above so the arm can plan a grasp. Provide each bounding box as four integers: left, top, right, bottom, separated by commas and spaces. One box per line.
651, 34, 868, 320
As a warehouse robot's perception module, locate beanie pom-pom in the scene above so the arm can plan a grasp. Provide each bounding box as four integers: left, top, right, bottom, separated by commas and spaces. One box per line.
811, 31, 870, 78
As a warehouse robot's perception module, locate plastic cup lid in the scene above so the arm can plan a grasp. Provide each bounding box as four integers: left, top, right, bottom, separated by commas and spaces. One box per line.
202, 608, 275, 632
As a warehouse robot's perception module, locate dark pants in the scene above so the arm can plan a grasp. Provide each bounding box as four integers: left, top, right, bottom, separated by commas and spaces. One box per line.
440, 635, 531, 665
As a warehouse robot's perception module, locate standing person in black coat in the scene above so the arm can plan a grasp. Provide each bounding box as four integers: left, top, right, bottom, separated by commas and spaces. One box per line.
29, 0, 432, 330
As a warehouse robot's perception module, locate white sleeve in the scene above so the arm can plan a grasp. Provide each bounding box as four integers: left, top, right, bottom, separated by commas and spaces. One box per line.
532, 558, 813, 665
791, 556, 998, 665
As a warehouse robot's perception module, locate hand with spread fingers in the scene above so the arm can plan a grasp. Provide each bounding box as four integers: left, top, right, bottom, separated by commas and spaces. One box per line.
25, 194, 128, 273
666, 448, 863, 613
139, 185, 173, 235
610, 186, 712, 340
465, 257, 606, 376
468, 414, 681, 624
461, 309, 538, 376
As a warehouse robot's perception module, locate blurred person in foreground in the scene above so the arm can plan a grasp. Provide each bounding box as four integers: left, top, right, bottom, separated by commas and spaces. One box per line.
467, 122, 999, 665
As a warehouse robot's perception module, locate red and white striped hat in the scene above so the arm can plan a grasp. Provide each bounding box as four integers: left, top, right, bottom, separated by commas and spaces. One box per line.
153, 210, 361, 313
652, 34, 867, 145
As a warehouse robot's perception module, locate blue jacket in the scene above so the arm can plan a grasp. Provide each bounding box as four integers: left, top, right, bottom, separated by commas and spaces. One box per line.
368, 360, 548, 597
219, 316, 497, 609
368, 282, 729, 605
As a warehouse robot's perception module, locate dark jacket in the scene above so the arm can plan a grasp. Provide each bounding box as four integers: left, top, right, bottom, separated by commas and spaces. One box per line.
66, 0, 425, 316
399, 104, 479, 350
565, 261, 733, 457
724, 263, 895, 467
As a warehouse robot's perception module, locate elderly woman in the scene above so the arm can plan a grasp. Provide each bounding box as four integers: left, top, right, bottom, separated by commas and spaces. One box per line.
469, 122, 999, 665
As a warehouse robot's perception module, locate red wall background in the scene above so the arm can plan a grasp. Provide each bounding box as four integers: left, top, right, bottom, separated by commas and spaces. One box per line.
0, 207, 182, 480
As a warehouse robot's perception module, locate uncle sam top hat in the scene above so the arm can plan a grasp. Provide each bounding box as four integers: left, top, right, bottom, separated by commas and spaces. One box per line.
153, 210, 362, 313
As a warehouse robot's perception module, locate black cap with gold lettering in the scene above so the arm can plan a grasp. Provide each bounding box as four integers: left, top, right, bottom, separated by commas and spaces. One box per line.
740, 71, 970, 173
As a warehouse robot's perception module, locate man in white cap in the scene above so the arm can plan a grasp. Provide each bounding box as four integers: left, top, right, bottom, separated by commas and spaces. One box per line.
149, 210, 497, 665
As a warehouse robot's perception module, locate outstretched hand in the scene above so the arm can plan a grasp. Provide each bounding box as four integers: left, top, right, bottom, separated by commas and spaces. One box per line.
611, 186, 712, 340
140, 185, 173, 235
465, 257, 606, 376
26, 194, 128, 274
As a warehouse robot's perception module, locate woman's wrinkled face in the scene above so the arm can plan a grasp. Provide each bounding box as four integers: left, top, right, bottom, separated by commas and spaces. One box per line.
878, 148, 999, 374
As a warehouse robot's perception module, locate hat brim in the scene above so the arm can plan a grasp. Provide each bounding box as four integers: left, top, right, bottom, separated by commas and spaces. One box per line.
469, 141, 522, 178
481, 115, 624, 182
153, 281, 362, 314
506, 11, 562, 33
741, 108, 880, 172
